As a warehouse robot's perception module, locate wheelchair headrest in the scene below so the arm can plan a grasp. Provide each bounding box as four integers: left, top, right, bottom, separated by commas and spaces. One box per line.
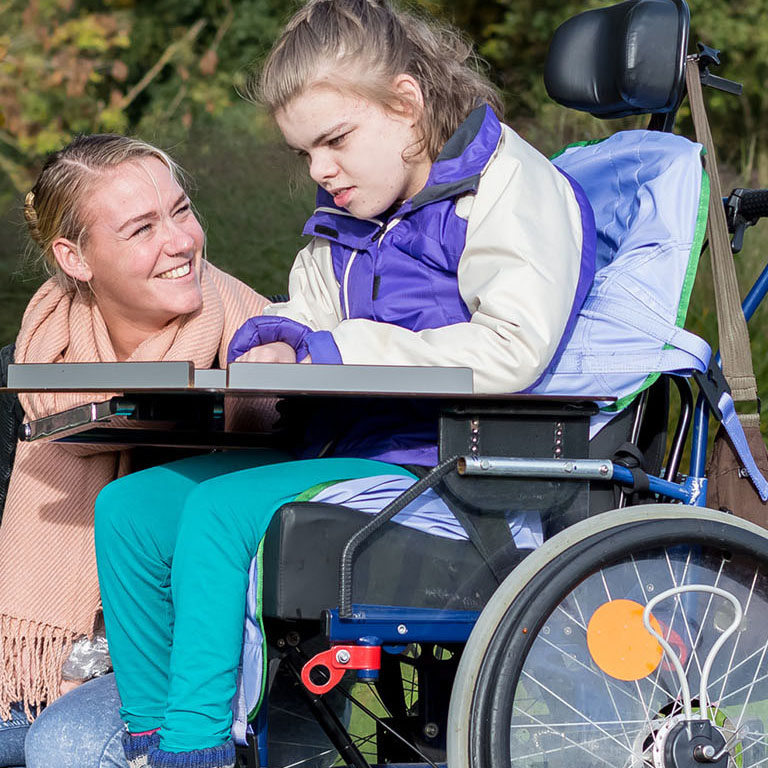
544, 0, 689, 119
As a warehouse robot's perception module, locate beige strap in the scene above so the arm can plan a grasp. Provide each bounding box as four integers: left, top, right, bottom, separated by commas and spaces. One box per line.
685, 58, 759, 411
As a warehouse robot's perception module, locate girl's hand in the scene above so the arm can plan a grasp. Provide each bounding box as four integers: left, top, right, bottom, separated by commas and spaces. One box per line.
233, 342, 297, 363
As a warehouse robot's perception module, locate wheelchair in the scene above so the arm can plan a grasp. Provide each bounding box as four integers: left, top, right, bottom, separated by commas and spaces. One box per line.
237, 1, 768, 766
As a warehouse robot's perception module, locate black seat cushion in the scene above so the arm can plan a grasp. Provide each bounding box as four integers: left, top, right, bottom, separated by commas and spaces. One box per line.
262, 502, 525, 620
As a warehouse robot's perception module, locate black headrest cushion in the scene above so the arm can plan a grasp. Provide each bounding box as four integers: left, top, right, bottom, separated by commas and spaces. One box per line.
544, 0, 689, 118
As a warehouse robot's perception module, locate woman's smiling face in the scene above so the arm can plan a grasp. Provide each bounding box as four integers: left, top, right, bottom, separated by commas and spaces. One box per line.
275, 80, 432, 220
77, 156, 205, 337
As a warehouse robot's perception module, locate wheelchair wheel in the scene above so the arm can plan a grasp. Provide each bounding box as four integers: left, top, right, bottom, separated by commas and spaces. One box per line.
447, 505, 768, 768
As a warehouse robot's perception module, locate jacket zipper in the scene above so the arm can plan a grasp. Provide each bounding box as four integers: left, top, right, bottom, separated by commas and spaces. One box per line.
342, 250, 358, 320
342, 218, 403, 319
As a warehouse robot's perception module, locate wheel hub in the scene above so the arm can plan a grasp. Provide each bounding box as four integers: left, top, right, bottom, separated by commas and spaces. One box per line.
653, 719, 728, 768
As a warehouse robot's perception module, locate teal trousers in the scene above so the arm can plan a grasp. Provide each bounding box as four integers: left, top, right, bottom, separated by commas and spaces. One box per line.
94, 451, 415, 753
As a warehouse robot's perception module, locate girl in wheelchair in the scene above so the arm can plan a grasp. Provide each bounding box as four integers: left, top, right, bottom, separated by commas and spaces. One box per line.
94, 1, 596, 766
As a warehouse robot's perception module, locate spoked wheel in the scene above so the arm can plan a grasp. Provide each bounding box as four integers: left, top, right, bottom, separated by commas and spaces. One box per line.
447, 505, 768, 768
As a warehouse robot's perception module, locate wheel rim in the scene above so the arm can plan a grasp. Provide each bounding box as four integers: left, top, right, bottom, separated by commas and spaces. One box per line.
472, 519, 768, 768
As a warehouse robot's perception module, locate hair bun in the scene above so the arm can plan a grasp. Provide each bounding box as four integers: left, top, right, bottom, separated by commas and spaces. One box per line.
23, 191, 43, 246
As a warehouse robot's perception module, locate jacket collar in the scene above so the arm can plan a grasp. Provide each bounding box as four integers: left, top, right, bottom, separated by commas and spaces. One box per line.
303, 104, 502, 247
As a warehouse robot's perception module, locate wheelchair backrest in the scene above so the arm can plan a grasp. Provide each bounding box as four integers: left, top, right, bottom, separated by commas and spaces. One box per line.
529, 130, 710, 413
544, 0, 689, 120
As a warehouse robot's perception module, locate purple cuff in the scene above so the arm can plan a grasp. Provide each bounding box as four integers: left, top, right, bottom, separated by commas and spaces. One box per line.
227, 316, 312, 363
304, 331, 342, 364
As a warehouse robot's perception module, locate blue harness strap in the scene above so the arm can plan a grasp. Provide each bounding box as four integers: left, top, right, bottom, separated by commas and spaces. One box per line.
718, 393, 768, 500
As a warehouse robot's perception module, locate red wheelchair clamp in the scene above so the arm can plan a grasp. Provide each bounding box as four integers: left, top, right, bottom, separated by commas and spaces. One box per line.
301, 644, 382, 695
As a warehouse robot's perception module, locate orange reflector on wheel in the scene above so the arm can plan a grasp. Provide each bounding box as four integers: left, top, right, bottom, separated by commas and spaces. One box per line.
587, 599, 664, 681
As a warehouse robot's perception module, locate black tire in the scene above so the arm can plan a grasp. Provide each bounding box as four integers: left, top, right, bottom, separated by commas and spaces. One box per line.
447, 505, 768, 768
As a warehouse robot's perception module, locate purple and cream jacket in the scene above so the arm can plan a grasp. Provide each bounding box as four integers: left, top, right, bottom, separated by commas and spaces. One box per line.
229, 105, 595, 464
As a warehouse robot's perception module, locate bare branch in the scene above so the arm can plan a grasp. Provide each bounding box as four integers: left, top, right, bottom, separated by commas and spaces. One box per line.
211, 0, 234, 52
118, 18, 207, 111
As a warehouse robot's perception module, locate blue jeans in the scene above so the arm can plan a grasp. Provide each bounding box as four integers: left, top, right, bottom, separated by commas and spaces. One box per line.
25, 674, 126, 768
23, 670, 346, 768
0, 703, 33, 768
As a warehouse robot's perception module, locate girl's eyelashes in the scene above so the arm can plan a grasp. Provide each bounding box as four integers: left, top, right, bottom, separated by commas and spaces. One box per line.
327, 131, 349, 148
174, 203, 191, 217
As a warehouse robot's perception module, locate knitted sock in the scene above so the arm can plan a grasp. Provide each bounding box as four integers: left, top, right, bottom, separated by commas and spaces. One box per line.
149, 741, 236, 768
123, 730, 161, 768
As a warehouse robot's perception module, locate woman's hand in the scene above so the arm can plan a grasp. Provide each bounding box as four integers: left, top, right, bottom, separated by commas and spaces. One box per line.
233, 342, 297, 363
60, 679, 84, 696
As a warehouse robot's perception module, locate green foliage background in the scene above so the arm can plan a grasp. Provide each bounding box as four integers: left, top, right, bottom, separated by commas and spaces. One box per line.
0, 0, 766, 418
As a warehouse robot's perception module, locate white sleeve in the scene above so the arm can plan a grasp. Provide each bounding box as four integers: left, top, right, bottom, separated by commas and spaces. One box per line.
262, 239, 343, 330
327, 127, 586, 393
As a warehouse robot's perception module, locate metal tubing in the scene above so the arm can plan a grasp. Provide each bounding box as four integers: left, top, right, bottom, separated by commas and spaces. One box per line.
690, 259, 768, 479
458, 455, 613, 480
611, 465, 696, 502
741, 260, 768, 323
457, 456, 695, 502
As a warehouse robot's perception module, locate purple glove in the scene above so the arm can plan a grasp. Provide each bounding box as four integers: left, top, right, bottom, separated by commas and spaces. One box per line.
227, 316, 311, 363
227, 316, 343, 364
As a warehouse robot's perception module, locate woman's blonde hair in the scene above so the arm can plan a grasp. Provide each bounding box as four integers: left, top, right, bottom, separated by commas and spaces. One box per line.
24, 134, 186, 276
251, 0, 503, 161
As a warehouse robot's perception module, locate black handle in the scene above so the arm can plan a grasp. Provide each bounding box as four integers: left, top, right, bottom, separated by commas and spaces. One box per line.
734, 188, 768, 222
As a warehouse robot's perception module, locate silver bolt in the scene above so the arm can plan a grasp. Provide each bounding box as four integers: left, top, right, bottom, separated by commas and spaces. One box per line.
397, 624, 408, 635
564, 462, 574, 472
694, 744, 717, 761
423, 723, 439, 739
563, 626, 572, 636
599, 464, 610, 475
335, 649, 351, 664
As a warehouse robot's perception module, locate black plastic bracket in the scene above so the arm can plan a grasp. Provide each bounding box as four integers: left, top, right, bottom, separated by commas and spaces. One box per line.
693, 360, 731, 421
726, 188, 758, 254
695, 42, 743, 95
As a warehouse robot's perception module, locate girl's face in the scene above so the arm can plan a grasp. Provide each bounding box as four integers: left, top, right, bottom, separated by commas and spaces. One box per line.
71, 157, 205, 338
275, 80, 432, 220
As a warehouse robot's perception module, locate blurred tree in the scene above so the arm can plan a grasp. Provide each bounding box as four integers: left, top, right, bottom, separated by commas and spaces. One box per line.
0, 0, 286, 193
431, 0, 768, 180
688, 0, 768, 183
2, 0, 767, 188
0, 0, 132, 191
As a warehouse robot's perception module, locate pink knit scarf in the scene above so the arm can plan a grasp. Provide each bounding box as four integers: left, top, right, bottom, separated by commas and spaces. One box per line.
0, 262, 268, 717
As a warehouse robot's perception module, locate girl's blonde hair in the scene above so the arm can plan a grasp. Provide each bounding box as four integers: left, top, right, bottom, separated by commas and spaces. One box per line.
251, 0, 503, 161
24, 134, 186, 276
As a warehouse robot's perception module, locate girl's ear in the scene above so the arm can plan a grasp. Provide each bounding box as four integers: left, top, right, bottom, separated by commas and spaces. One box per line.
391, 74, 424, 122
52, 238, 92, 282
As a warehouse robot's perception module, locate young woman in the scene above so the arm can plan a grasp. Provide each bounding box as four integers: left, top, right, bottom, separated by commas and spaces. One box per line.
0, 133, 271, 767
95, 2, 596, 767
